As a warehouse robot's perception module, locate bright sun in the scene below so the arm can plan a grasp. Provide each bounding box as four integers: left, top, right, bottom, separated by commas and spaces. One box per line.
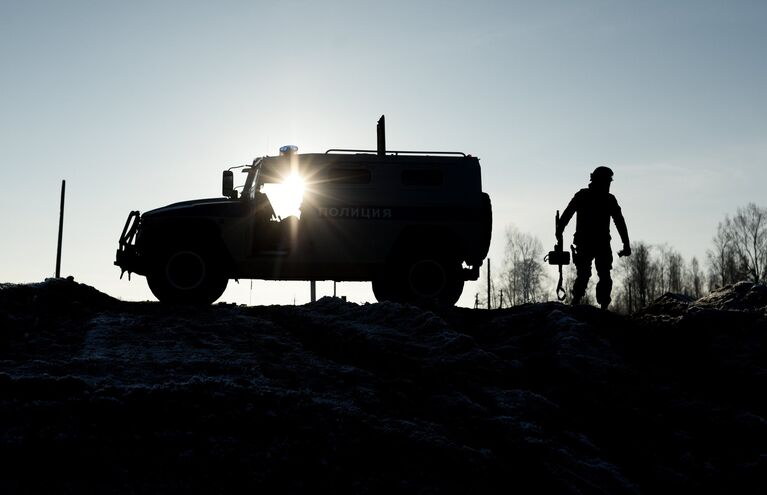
262, 173, 305, 219
283, 173, 305, 197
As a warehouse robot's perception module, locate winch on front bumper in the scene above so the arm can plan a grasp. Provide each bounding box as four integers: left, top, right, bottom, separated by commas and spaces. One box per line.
115, 211, 144, 279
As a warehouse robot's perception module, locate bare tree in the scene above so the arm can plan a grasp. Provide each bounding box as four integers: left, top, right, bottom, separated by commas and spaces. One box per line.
707, 217, 746, 289
619, 241, 653, 311
656, 245, 685, 294
612, 256, 631, 313
613, 243, 708, 313
687, 257, 705, 299
728, 203, 767, 283
500, 226, 546, 305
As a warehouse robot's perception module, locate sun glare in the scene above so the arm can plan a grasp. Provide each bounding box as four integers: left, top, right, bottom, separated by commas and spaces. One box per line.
283, 173, 305, 197
262, 173, 305, 219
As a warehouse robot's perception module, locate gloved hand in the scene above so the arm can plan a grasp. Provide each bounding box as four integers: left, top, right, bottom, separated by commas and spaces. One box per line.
618, 244, 631, 257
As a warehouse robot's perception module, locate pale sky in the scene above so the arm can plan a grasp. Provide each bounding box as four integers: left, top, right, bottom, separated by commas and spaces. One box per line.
1, 0, 766, 306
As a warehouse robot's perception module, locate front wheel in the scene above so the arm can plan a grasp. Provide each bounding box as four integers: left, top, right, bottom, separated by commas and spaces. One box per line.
146, 245, 228, 305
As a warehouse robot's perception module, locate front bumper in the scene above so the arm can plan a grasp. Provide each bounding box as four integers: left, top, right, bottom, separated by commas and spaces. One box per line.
115, 211, 146, 278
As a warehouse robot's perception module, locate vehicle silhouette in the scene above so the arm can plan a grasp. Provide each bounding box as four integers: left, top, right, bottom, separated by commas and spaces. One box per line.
116, 117, 492, 306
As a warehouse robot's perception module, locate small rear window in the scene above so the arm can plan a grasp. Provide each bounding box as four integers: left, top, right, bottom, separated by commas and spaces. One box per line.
326, 168, 371, 185
402, 169, 443, 187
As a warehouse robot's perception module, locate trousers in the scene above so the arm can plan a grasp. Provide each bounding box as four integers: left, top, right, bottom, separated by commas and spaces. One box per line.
572, 243, 613, 306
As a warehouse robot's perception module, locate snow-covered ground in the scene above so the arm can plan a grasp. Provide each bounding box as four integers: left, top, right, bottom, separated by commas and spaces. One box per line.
1, 279, 766, 493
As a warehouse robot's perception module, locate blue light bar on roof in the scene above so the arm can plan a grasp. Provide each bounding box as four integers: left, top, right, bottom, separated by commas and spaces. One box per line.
279, 145, 298, 155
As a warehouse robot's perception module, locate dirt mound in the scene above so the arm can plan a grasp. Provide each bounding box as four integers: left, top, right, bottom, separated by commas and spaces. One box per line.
0, 277, 119, 312
696, 281, 767, 312
1, 280, 766, 493
639, 282, 767, 318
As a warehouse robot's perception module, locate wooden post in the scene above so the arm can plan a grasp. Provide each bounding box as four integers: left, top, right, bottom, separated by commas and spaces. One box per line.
487, 259, 491, 310
55, 180, 66, 278
310, 280, 316, 302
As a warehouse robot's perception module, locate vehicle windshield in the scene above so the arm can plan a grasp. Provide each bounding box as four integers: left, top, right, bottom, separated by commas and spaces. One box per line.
260, 174, 304, 220
244, 158, 304, 219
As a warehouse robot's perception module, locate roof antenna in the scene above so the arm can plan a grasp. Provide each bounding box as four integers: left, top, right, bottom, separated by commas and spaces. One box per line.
377, 115, 386, 156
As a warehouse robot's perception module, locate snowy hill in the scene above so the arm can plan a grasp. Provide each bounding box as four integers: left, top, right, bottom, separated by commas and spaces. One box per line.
1, 279, 766, 494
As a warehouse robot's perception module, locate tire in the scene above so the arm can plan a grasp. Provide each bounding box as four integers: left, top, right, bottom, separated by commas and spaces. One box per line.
372, 275, 396, 302
441, 274, 464, 307
389, 253, 464, 307
146, 244, 228, 305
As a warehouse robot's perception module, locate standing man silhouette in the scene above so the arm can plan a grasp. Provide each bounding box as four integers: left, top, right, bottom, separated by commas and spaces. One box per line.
556, 166, 631, 309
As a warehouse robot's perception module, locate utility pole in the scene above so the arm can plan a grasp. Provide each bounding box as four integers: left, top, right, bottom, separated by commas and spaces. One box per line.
487, 259, 491, 310
55, 180, 66, 278
499, 289, 504, 309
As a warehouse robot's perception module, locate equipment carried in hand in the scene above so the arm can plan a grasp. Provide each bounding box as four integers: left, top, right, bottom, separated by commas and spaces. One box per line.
544, 210, 571, 301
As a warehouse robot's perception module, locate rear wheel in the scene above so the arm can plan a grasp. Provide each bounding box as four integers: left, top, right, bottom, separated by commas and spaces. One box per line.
405, 256, 464, 306
376, 253, 464, 307
146, 244, 228, 305
371, 275, 396, 302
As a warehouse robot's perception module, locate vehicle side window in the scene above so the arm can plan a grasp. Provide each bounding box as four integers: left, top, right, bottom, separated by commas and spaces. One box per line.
402, 169, 443, 187
326, 168, 371, 185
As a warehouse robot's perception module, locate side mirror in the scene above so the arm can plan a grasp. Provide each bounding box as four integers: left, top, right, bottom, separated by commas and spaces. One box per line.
222, 170, 234, 198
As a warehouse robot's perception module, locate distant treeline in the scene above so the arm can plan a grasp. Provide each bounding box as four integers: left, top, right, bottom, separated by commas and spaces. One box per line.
477, 203, 767, 313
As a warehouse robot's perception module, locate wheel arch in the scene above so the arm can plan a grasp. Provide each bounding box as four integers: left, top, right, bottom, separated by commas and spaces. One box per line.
140, 217, 235, 275
388, 225, 464, 263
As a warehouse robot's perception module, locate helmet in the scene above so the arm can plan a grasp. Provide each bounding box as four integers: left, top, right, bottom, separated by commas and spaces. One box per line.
590, 166, 614, 183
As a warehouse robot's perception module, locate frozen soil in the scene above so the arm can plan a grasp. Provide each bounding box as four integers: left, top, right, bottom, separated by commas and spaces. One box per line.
1, 279, 766, 494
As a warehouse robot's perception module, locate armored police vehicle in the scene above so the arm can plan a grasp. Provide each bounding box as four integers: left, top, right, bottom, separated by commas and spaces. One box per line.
115, 117, 492, 306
